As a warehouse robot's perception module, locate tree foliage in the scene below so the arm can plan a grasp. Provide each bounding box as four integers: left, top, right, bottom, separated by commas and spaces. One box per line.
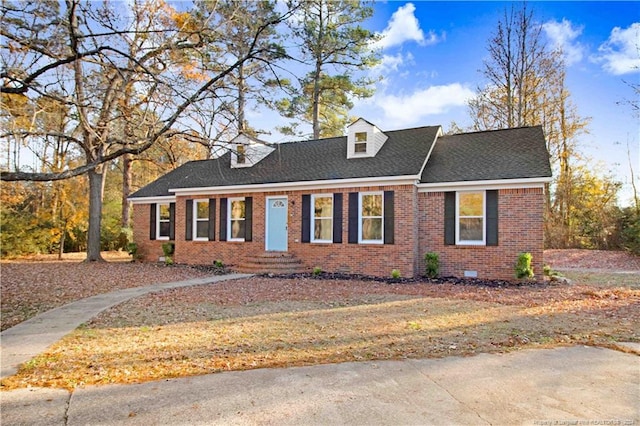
468, 3, 631, 251
1, 0, 295, 259
275, 0, 380, 139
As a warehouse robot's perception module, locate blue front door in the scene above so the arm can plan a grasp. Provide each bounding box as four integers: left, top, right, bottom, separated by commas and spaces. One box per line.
266, 197, 288, 251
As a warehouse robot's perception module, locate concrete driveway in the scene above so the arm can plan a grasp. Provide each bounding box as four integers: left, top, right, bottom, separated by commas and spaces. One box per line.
2, 345, 638, 425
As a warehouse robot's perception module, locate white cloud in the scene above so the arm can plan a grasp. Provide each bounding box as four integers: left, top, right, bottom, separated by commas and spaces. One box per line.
375, 3, 441, 50
371, 52, 414, 78
595, 23, 640, 75
543, 19, 585, 66
374, 84, 474, 126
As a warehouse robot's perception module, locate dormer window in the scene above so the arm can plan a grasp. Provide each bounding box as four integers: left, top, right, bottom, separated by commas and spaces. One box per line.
354, 132, 367, 154
230, 134, 274, 168
346, 118, 388, 159
236, 145, 246, 164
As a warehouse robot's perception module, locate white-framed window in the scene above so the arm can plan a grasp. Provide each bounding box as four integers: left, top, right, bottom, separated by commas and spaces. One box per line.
359, 191, 383, 244
193, 199, 209, 240
236, 145, 246, 164
456, 191, 485, 245
228, 197, 246, 241
311, 194, 333, 242
354, 131, 367, 153
157, 203, 171, 240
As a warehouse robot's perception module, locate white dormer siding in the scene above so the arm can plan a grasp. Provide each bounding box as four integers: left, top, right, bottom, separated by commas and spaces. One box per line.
230, 134, 274, 168
347, 118, 388, 159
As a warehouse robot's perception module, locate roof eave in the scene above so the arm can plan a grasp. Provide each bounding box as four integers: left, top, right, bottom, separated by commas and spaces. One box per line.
170, 175, 421, 196
417, 176, 552, 192
128, 195, 176, 205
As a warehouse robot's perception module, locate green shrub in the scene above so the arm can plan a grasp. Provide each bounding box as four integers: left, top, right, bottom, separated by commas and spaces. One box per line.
424, 252, 439, 278
127, 242, 139, 260
391, 269, 401, 279
214, 259, 224, 268
515, 252, 534, 279
161, 242, 175, 265
312, 266, 322, 276
162, 242, 175, 256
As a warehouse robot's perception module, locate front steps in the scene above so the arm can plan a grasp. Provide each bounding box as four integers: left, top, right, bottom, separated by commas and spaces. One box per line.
236, 252, 305, 274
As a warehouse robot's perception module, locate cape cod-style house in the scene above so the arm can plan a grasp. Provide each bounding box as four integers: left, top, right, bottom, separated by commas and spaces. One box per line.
129, 119, 552, 280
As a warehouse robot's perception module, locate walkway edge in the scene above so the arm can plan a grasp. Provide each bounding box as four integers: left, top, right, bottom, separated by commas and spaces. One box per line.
0, 273, 253, 379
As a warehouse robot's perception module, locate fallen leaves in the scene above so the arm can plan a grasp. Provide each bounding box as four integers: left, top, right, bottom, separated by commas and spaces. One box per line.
1, 260, 213, 330
1, 250, 638, 390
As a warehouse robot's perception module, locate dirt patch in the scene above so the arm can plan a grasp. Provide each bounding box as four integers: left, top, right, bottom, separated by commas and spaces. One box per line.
0, 261, 214, 331
544, 249, 640, 271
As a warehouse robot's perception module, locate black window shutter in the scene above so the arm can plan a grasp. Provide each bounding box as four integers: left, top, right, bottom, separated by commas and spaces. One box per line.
208, 199, 216, 241
301, 194, 311, 243
486, 190, 499, 246
444, 192, 456, 245
149, 204, 157, 240
219, 198, 227, 241
169, 202, 176, 241
244, 197, 253, 242
383, 191, 394, 244
185, 199, 193, 241
333, 193, 343, 244
348, 192, 359, 244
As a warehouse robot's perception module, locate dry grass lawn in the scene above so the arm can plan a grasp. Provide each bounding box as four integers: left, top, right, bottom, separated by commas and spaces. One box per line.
2, 268, 638, 390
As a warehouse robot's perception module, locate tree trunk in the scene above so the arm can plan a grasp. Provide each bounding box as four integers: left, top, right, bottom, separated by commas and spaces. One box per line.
312, 60, 322, 139
58, 226, 66, 261
86, 165, 105, 261
121, 153, 132, 228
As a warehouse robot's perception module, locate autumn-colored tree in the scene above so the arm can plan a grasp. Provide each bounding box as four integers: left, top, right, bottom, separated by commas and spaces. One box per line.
467, 3, 620, 249
1, 0, 295, 260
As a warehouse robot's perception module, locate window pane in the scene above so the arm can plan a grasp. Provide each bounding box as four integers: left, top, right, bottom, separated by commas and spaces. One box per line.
355, 132, 367, 142
459, 218, 483, 241
362, 194, 382, 216
231, 219, 245, 239
314, 196, 332, 218
196, 201, 208, 219
355, 142, 367, 153
362, 218, 382, 241
459, 193, 483, 216
196, 221, 208, 238
314, 218, 332, 240
231, 200, 245, 219
159, 204, 170, 220
159, 222, 170, 237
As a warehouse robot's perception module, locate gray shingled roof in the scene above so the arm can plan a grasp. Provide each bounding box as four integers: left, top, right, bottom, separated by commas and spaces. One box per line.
130, 125, 551, 199
420, 126, 552, 183
131, 125, 440, 198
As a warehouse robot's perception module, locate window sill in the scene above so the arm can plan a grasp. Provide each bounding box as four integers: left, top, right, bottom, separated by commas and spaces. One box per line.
454, 243, 487, 248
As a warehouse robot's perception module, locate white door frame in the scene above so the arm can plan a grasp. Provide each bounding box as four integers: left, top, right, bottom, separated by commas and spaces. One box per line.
265, 196, 288, 251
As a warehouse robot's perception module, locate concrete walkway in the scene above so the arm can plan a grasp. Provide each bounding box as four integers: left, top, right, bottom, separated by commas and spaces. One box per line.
0, 273, 253, 379
1, 273, 639, 425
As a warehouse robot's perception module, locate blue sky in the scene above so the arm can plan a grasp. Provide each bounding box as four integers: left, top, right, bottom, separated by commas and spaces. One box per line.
259, 1, 640, 206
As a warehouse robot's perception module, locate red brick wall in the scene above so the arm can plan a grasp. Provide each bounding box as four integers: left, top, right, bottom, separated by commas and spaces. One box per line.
417, 188, 545, 281
132, 185, 419, 278
132, 185, 545, 280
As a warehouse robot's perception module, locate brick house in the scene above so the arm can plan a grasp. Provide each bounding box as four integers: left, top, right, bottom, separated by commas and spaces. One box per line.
129, 119, 552, 280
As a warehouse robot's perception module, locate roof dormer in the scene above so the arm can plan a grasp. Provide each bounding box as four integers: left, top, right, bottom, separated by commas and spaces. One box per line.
347, 118, 388, 159
230, 134, 274, 168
